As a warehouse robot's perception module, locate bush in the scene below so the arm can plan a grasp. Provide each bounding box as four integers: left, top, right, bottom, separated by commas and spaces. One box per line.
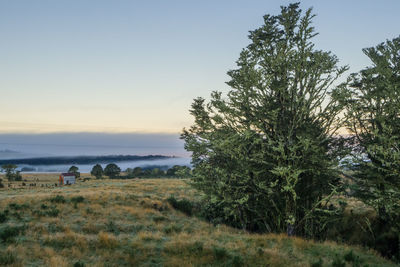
46, 208, 60, 217
34, 207, 60, 217
8, 203, 29, 210
188, 241, 203, 254
311, 258, 323, 267
0, 250, 17, 265
331, 254, 346, 267
167, 196, 193, 216
49, 195, 66, 203
0, 212, 8, 223
71, 196, 85, 203
229, 254, 244, 267
212, 246, 229, 260
74, 261, 85, 267
105, 220, 120, 235
0, 225, 24, 243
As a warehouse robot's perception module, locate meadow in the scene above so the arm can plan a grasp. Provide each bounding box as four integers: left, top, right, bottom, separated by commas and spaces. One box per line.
0, 174, 396, 267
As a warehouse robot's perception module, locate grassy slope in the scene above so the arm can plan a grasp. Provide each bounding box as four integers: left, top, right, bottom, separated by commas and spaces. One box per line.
0, 174, 395, 267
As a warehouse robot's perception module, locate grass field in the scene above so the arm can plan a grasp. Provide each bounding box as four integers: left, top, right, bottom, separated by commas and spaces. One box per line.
0, 174, 396, 266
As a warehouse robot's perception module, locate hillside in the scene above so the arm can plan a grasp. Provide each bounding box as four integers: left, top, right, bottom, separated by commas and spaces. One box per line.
0, 155, 172, 165
0, 175, 395, 266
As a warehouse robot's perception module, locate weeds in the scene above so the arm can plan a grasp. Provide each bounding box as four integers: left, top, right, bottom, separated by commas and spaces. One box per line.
34, 207, 60, 217
0, 211, 8, 223
71, 196, 85, 203
311, 258, 323, 267
0, 250, 17, 265
105, 220, 120, 235
8, 202, 29, 210
0, 225, 25, 243
74, 261, 85, 267
49, 195, 66, 203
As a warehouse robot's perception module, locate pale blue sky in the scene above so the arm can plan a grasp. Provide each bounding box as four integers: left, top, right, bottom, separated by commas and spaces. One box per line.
0, 0, 399, 133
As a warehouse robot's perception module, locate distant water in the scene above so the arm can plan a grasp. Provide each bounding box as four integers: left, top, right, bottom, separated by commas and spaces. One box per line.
0, 133, 191, 173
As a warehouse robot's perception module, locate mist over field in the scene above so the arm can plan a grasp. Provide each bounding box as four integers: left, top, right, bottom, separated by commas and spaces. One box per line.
0, 132, 190, 172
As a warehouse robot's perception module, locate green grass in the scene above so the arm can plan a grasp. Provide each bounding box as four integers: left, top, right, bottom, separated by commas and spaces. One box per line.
0, 174, 396, 266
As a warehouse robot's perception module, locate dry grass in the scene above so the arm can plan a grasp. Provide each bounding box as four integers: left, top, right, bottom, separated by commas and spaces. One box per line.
0, 174, 396, 266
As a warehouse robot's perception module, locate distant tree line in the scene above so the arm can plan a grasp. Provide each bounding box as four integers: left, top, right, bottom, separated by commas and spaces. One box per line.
86, 164, 191, 179
125, 165, 192, 178
0, 163, 191, 182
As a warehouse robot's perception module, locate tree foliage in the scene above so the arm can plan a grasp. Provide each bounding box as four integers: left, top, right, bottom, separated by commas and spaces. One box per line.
344, 36, 400, 259
182, 3, 347, 236
91, 164, 104, 179
68, 165, 80, 178
1, 164, 22, 181
104, 163, 121, 179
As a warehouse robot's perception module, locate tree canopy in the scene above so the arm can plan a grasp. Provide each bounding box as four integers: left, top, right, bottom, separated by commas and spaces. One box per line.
68, 165, 80, 178
91, 164, 104, 179
344, 36, 400, 258
182, 3, 347, 237
104, 163, 121, 179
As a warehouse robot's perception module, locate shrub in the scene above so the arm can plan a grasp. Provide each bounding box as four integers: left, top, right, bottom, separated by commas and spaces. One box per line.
105, 220, 120, 235
34, 207, 60, 217
49, 195, 66, 203
213, 246, 229, 260
71, 196, 85, 204
188, 241, 203, 254
229, 254, 244, 267
0, 225, 24, 243
74, 261, 85, 267
0, 212, 7, 223
331, 254, 346, 267
0, 250, 17, 265
311, 258, 323, 267
167, 196, 193, 216
163, 224, 183, 234
8, 203, 29, 210
46, 208, 60, 217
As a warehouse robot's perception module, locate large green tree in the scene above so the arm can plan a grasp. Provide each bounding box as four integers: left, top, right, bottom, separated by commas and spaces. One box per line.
344, 36, 400, 258
182, 3, 347, 237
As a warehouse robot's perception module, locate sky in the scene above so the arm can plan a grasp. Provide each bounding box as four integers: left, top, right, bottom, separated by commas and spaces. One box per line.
0, 1, 399, 139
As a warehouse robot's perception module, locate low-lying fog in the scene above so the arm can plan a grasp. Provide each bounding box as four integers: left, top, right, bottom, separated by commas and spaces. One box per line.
0, 133, 191, 172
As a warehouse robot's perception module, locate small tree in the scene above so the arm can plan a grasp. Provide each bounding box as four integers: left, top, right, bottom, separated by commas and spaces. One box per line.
1, 164, 18, 181
91, 164, 104, 179
104, 163, 121, 179
68, 165, 80, 178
